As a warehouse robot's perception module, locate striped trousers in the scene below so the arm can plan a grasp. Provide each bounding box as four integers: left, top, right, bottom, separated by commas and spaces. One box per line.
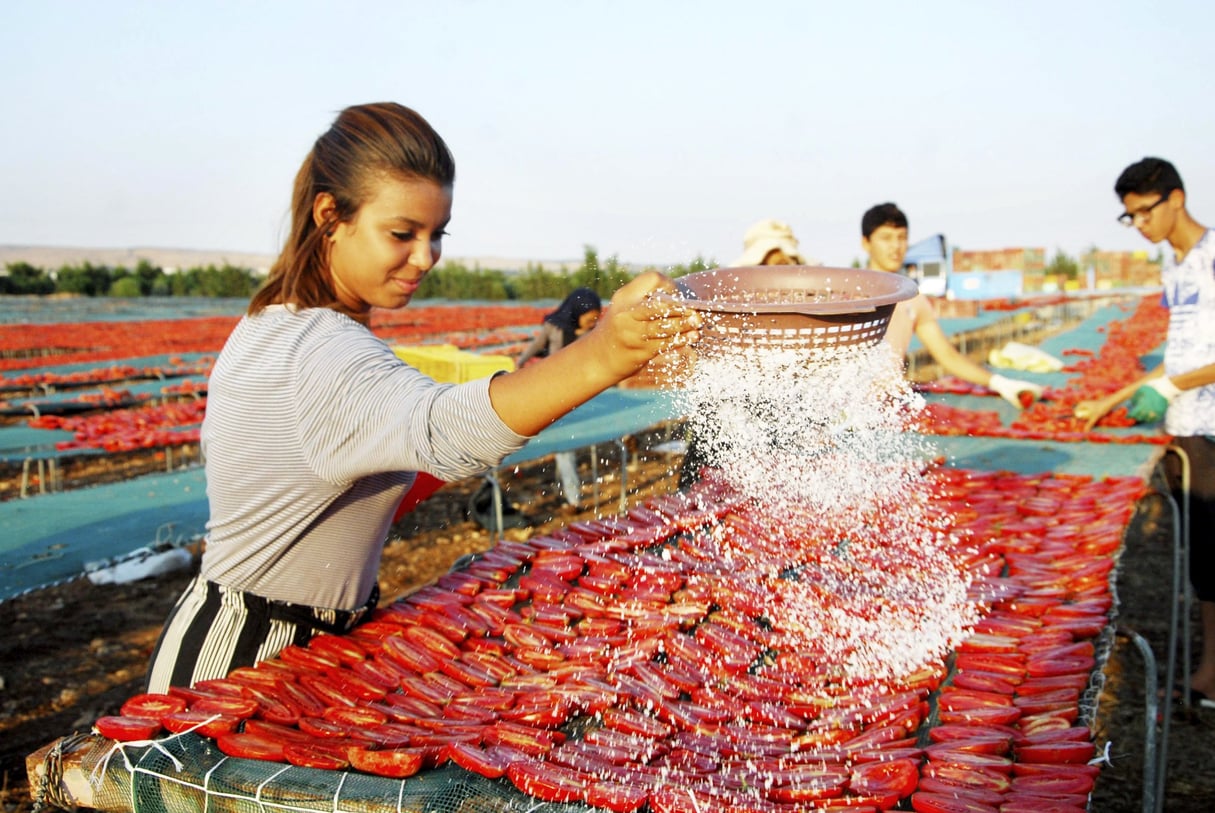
144, 575, 378, 692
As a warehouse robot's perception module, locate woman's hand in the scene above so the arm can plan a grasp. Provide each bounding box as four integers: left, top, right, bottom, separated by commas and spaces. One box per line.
488, 272, 700, 437
583, 271, 701, 381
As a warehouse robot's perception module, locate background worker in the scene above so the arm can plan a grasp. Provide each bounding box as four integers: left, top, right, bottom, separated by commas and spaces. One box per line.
1074, 157, 1215, 707
515, 286, 602, 367
515, 287, 603, 508
861, 202, 1042, 408
734, 219, 813, 266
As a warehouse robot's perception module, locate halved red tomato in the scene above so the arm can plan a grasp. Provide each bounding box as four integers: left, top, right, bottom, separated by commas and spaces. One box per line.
482, 721, 564, 755
915, 776, 1005, 806
1010, 770, 1094, 795
910, 790, 1000, 813
924, 737, 1009, 757
325, 667, 388, 702
276, 644, 340, 672
848, 757, 918, 800
274, 678, 328, 717
952, 670, 1019, 695
998, 796, 1087, 813
283, 743, 350, 770
322, 704, 388, 727
444, 741, 511, 778
120, 692, 188, 720
161, 710, 240, 738
348, 657, 402, 689
1013, 740, 1095, 764
937, 705, 1022, 726
307, 632, 368, 666
242, 718, 317, 746
94, 715, 161, 742
921, 761, 1011, 792
216, 731, 286, 762
506, 758, 588, 804
584, 779, 648, 813
348, 746, 424, 778
190, 695, 260, 720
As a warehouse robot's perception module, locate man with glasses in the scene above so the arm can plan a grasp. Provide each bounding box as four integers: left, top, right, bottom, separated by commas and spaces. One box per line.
861, 202, 1042, 408
1076, 156, 1215, 707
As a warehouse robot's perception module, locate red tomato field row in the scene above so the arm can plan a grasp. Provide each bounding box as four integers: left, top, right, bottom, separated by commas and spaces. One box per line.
30, 397, 205, 452
0, 358, 213, 394
85, 464, 1141, 812
0, 305, 546, 372
916, 295, 1170, 444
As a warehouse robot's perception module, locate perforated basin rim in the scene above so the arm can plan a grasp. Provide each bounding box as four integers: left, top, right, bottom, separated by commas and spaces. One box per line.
676, 265, 919, 350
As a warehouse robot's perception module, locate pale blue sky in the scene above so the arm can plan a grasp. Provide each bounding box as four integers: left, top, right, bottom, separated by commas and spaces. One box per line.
2, 0, 1212, 269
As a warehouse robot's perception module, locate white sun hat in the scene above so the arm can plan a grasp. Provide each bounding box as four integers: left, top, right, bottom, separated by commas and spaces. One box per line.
732, 219, 811, 266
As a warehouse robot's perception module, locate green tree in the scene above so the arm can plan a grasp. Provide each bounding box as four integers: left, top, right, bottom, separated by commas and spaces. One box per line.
135, 259, 165, 296
570, 245, 635, 299
665, 255, 714, 279
1046, 248, 1079, 281
512, 263, 571, 300
56, 261, 113, 296
108, 276, 142, 297
2, 261, 55, 295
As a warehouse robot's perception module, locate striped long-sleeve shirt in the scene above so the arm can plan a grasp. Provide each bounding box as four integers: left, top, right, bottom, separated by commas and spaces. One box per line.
199, 305, 528, 610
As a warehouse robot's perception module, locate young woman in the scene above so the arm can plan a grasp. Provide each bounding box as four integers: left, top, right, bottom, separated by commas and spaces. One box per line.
145, 102, 699, 691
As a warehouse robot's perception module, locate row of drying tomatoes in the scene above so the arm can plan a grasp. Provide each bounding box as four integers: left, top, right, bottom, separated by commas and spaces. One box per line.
0, 358, 213, 393
916, 296, 1171, 444
29, 397, 205, 452
0, 306, 545, 372
90, 464, 1140, 812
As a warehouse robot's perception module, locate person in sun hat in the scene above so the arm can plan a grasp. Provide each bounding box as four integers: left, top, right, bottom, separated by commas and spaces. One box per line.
732, 219, 812, 267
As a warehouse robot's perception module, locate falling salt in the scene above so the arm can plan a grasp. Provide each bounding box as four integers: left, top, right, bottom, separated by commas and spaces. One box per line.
673, 340, 979, 682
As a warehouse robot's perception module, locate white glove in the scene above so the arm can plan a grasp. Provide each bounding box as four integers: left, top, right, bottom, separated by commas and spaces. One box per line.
989, 374, 1045, 409
1145, 376, 1182, 401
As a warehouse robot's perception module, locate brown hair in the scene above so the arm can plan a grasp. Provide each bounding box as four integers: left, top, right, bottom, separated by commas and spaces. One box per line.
249, 102, 456, 318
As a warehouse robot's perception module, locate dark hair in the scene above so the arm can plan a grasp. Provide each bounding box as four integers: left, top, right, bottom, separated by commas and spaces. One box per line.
1114, 157, 1184, 200
544, 287, 602, 346
861, 203, 908, 238
250, 102, 456, 318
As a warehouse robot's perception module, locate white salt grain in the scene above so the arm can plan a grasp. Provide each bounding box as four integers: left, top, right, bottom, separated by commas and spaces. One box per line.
673, 340, 978, 682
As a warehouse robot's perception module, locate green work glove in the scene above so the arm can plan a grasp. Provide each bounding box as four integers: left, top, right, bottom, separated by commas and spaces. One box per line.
1126, 377, 1182, 424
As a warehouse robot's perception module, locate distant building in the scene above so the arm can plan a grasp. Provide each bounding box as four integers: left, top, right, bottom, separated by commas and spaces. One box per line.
953, 247, 1161, 292
1079, 249, 1161, 289
945, 246, 1041, 296
953, 247, 1047, 274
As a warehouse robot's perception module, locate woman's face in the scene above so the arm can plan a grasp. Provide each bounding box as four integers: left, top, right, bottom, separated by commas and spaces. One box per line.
325, 176, 453, 315
577, 308, 601, 332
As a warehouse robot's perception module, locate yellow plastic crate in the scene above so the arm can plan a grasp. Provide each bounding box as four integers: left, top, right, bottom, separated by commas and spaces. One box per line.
452, 353, 515, 382
393, 345, 514, 383
392, 344, 461, 379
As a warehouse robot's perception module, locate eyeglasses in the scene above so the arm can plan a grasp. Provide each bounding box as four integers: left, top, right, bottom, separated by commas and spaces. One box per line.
1118, 194, 1171, 227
